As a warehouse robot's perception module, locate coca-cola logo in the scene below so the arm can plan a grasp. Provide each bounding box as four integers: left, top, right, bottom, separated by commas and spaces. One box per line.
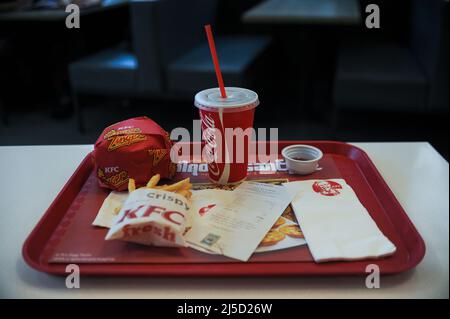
202, 113, 221, 177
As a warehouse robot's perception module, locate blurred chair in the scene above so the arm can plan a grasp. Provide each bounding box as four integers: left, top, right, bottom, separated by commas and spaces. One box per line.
69, 43, 137, 96
167, 35, 271, 94
69, 0, 217, 131
411, 0, 448, 113
332, 0, 448, 124
69, 0, 271, 132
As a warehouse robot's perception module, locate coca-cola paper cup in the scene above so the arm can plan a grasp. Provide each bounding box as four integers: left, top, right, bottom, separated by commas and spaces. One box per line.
195, 87, 259, 184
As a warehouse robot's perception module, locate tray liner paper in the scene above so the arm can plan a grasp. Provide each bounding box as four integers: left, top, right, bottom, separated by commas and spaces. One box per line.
42, 155, 404, 265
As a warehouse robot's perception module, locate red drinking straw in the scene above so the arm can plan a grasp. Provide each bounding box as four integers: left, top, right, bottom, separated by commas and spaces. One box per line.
204, 24, 227, 98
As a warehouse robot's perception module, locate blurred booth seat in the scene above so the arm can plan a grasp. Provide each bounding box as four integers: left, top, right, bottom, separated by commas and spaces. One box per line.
166, 35, 271, 94
333, 0, 448, 123
69, 43, 137, 95
69, 0, 271, 132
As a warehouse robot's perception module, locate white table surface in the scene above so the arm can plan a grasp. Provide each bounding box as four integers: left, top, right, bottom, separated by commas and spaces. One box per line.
0, 142, 448, 298
242, 0, 361, 25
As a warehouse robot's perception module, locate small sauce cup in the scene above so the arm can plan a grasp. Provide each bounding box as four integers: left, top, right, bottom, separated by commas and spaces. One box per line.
281, 144, 323, 175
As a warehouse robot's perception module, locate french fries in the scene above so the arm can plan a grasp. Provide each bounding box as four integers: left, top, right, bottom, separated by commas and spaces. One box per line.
128, 178, 136, 192
127, 175, 192, 200
176, 189, 192, 199
158, 178, 190, 192
156, 177, 192, 199
146, 174, 160, 188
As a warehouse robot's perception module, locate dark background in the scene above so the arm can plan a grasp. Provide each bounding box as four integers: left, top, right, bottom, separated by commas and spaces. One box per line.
0, 0, 448, 158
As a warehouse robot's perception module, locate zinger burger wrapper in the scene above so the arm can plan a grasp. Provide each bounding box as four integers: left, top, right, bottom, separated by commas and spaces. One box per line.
105, 188, 190, 247
93, 117, 176, 191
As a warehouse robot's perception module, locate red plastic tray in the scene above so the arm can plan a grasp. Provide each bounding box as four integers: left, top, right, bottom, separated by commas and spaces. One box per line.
23, 141, 425, 276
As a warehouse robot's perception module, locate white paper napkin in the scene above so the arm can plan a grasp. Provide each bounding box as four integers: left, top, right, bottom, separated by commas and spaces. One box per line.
284, 179, 396, 262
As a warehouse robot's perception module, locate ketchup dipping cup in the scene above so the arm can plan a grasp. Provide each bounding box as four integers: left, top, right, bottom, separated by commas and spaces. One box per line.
195, 87, 259, 184
282, 144, 323, 175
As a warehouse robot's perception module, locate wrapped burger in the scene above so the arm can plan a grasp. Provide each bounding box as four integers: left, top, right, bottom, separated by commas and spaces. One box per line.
93, 117, 176, 191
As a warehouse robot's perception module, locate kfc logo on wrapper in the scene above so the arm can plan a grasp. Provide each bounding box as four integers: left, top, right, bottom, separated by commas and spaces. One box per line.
97, 168, 128, 189
312, 180, 343, 196
105, 188, 190, 247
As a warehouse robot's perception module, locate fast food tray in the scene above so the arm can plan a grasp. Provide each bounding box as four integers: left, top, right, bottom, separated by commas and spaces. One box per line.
22, 141, 425, 276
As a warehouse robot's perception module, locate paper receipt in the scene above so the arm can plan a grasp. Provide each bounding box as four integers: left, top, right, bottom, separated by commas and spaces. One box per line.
184, 181, 296, 261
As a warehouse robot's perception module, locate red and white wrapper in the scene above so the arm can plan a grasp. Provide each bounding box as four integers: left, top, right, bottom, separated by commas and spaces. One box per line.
93, 117, 176, 191
105, 188, 190, 247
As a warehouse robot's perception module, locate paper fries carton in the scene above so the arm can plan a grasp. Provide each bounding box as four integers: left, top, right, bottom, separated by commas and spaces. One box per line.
105, 188, 190, 247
